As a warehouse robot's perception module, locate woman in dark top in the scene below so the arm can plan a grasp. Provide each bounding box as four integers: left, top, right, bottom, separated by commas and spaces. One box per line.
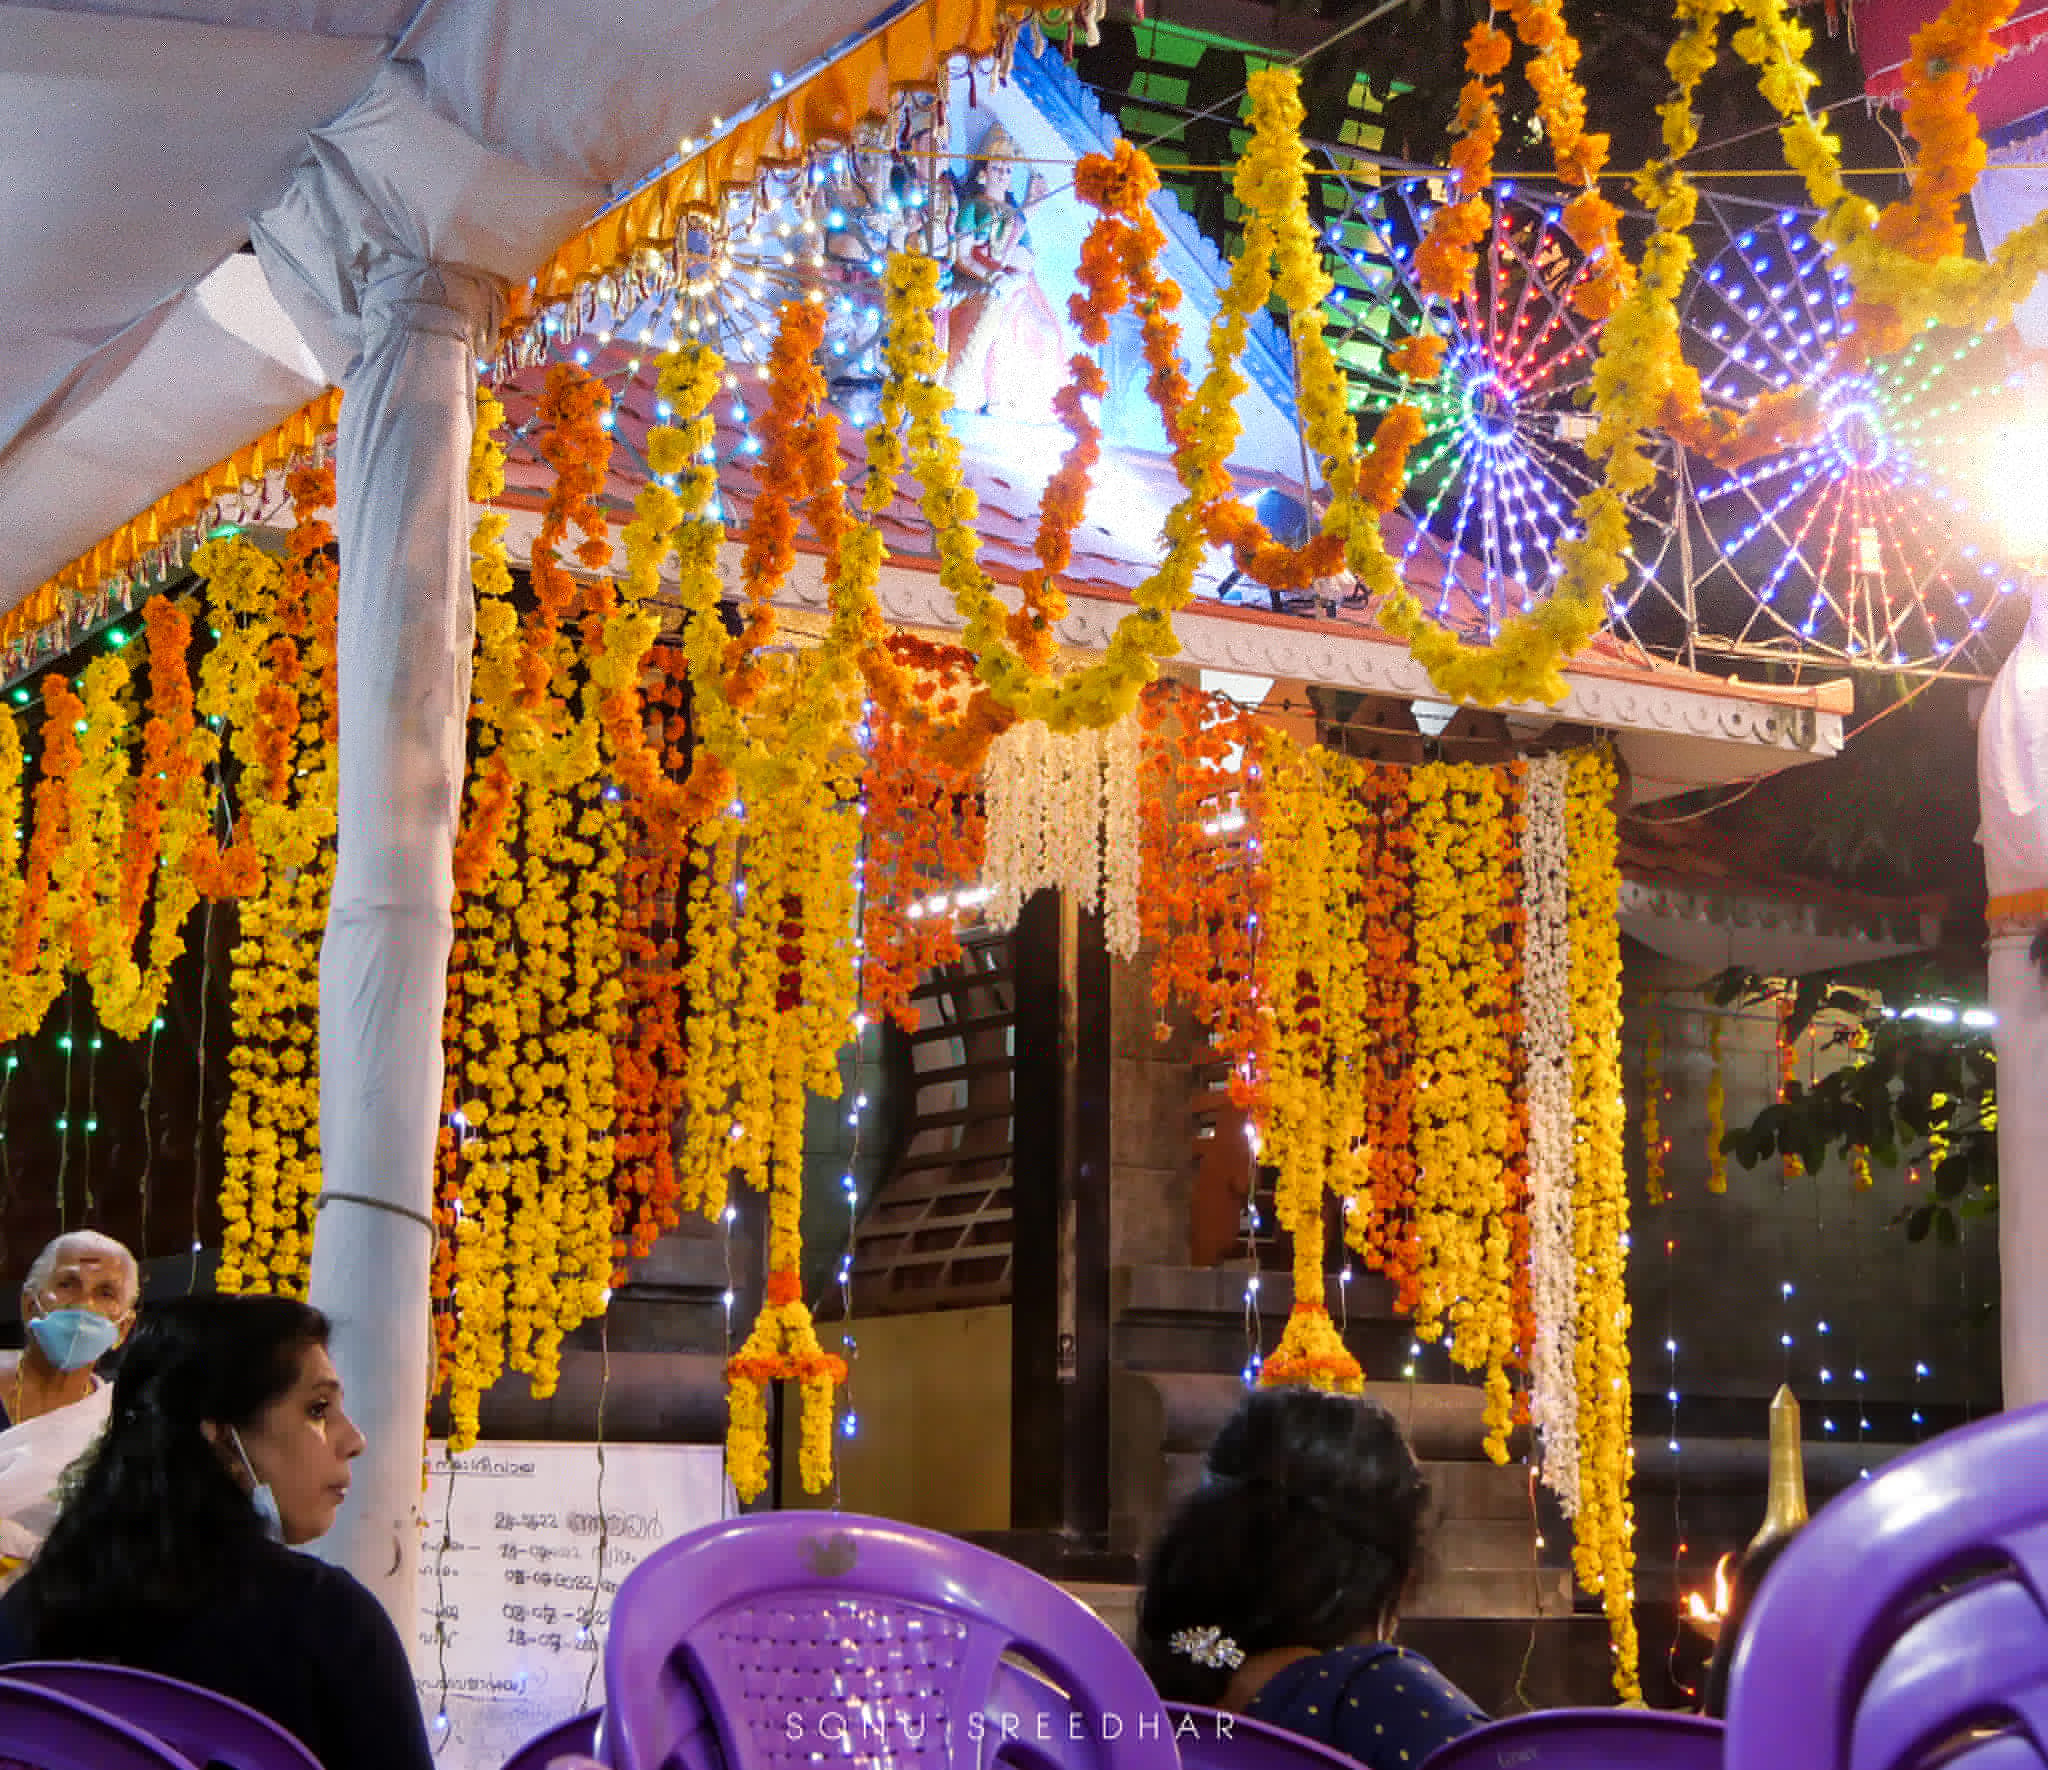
0, 1294, 432, 1770
1136, 1387, 1486, 1770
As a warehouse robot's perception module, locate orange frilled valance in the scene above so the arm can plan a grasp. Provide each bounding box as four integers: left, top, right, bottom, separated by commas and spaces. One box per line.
5, 0, 1063, 649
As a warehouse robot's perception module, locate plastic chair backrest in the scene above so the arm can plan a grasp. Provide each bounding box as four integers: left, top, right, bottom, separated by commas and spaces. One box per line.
1, 1662, 320, 1770
1165, 1704, 1372, 1770
1853, 1577, 2048, 1770
601, 1511, 1180, 1770
1417, 1708, 1725, 1770
1725, 1402, 2048, 1770
499, 1707, 603, 1770
0, 1675, 200, 1770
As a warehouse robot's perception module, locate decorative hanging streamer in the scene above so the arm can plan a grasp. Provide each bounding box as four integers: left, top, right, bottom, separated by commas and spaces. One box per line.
1707, 1015, 1728, 1195
1521, 753, 1579, 1517
1565, 746, 1637, 1703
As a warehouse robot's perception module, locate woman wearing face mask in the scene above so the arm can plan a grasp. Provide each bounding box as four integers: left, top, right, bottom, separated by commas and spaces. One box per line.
0, 1294, 432, 1770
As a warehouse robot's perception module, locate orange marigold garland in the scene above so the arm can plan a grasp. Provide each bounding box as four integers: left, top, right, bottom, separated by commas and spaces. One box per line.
860, 638, 990, 1033
1347, 764, 1421, 1312
1135, 683, 1265, 1091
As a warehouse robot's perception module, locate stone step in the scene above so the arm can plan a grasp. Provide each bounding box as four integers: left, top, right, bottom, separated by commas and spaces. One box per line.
1408, 1564, 1573, 1620
1424, 1459, 1541, 1522
1428, 1517, 1547, 1573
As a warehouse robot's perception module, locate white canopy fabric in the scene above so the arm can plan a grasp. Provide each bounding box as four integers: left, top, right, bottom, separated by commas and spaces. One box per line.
0, 0, 893, 611
0, 0, 930, 1624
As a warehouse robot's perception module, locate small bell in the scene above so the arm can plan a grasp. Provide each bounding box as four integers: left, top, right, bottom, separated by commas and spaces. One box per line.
1749, 1383, 1810, 1552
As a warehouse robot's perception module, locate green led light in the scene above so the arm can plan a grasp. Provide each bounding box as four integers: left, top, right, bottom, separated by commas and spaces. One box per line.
84, 1118, 97, 1133
56, 1035, 70, 1051
54, 1117, 67, 1132
106, 629, 129, 648
89, 1036, 101, 1051
4, 1055, 15, 1071
8, 689, 25, 706
72, 720, 86, 735
151, 1018, 165, 1033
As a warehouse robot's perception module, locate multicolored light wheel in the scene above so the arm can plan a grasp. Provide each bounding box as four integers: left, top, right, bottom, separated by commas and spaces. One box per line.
1312, 169, 1675, 640
1669, 202, 2021, 670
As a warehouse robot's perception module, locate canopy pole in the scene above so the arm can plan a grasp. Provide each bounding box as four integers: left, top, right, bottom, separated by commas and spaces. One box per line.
1980, 576, 2048, 1408
304, 260, 502, 1623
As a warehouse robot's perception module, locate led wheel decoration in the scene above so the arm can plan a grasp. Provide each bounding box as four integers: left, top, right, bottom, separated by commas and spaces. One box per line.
1311, 170, 1677, 639
1666, 201, 2021, 671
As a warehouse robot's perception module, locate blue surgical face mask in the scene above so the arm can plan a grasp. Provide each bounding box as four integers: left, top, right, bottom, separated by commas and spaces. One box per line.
227, 1427, 285, 1542
26, 1306, 120, 1373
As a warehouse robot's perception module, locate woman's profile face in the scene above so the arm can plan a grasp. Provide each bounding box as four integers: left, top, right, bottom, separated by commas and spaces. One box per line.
237, 1342, 366, 1545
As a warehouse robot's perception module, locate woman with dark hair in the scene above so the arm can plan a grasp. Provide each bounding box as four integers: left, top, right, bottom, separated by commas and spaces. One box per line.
0, 1294, 432, 1770
1137, 1387, 1486, 1770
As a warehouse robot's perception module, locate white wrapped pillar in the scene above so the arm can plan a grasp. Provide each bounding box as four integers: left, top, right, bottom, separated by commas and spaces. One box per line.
248, 63, 595, 1624
306, 258, 497, 1624
1979, 577, 2048, 1408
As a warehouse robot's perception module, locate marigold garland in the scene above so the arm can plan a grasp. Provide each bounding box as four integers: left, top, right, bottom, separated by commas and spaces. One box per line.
613, 658, 692, 1267
1348, 764, 1421, 1313
1521, 753, 1579, 1514
1564, 746, 1636, 1703
860, 639, 990, 1032
659, 311, 865, 1498
1408, 761, 1518, 1460
1134, 684, 1265, 1094
1255, 731, 1368, 1394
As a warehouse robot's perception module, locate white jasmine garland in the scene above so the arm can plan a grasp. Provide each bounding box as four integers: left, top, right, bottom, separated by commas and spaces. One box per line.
1522, 753, 1580, 1517
1103, 715, 1142, 960
981, 720, 1118, 929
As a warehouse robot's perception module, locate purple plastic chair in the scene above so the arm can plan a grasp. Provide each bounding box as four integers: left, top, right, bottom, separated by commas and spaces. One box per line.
0, 1675, 199, 1769
1165, 1704, 1373, 1770
499, 1708, 604, 1770
1853, 1577, 2048, 1770
1418, 1708, 1724, 1770
1, 1662, 319, 1770
1724, 1402, 2048, 1770
600, 1511, 1182, 1770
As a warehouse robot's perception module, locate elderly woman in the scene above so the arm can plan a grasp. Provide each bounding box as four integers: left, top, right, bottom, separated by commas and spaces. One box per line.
0, 1293, 431, 1770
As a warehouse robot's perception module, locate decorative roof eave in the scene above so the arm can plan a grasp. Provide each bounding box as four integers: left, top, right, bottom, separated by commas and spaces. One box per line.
1618, 877, 1942, 979
486, 498, 1846, 798
0, 0, 1068, 654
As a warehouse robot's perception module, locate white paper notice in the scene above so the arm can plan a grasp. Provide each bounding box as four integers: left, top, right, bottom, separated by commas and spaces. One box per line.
412, 1440, 731, 1769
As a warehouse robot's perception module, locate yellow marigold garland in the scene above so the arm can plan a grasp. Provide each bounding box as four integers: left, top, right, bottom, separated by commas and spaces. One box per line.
1255, 730, 1367, 1393
1565, 746, 1636, 1702
660, 311, 864, 1497
1408, 762, 1518, 1460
